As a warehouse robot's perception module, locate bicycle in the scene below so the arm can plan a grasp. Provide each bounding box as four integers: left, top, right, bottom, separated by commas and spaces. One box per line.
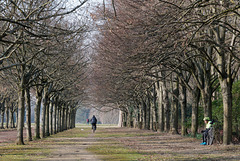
92, 124, 96, 133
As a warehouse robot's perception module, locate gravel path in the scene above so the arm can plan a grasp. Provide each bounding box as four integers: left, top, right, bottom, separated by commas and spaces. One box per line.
38, 133, 101, 161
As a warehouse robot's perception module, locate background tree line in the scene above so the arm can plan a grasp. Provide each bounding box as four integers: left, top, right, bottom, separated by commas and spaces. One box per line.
90, 0, 240, 145
0, 0, 89, 145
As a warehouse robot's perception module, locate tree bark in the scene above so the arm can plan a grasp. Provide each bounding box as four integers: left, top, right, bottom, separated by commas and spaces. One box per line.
41, 86, 48, 138
12, 108, 16, 128
25, 87, 32, 141
35, 86, 43, 139
1, 100, 5, 129
214, 16, 233, 145
72, 109, 76, 128
142, 99, 147, 129
68, 107, 71, 129
9, 104, 14, 128
152, 85, 157, 131
16, 70, 26, 145
62, 106, 65, 131
179, 80, 187, 136
146, 95, 151, 130
162, 74, 170, 132
171, 80, 179, 134
53, 99, 58, 134
59, 106, 62, 132
5, 103, 9, 129
201, 30, 214, 120
220, 79, 232, 145
191, 87, 200, 137
16, 106, 18, 129
201, 89, 212, 119
45, 99, 50, 136
65, 106, 69, 130
57, 106, 61, 132
50, 98, 54, 135
156, 81, 164, 132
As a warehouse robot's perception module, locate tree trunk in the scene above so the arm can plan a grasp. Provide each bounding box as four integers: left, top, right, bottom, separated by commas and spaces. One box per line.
62, 106, 65, 131
45, 99, 50, 136
41, 86, 48, 138
65, 106, 69, 130
16, 107, 18, 128
72, 109, 76, 129
138, 105, 143, 129
25, 87, 32, 141
142, 99, 147, 129
57, 106, 61, 132
9, 105, 14, 128
215, 27, 232, 145
1, 101, 5, 129
162, 75, 170, 132
191, 87, 200, 137
152, 85, 157, 131
213, 8, 233, 144
171, 80, 179, 134
73, 109, 76, 128
179, 81, 187, 136
156, 81, 164, 132
35, 86, 43, 139
53, 100, 57, 134
59, 107, 62, 132
5, 104, 9, 129
220, 79, 232, 145
12, 108, 16, 128
16, 73, 26, 145
201, 90, 212, 119
50, 99, 54, 135
68, 107, 71, 129
201, 38, 213, 120
148, 94, 153, 130
146, 96, 151, 130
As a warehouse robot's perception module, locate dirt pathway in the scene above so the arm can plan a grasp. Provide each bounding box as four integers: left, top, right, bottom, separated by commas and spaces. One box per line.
1, 126, 240, 160
38, 133, 102, 161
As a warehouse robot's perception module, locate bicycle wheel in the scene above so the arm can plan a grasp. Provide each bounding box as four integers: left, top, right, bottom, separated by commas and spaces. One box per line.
92, 125, 96, 133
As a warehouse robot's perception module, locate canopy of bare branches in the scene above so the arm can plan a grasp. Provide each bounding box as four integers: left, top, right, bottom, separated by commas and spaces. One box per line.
90, 0, 240, 145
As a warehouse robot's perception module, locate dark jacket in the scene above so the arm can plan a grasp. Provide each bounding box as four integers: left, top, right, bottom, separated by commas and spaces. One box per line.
91, 116, 97, 124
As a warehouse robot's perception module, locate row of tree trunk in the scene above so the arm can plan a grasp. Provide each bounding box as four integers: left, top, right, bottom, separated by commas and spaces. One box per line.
0, 85, 77, 145
0, 100, 17, 129
119, 75, 211, 137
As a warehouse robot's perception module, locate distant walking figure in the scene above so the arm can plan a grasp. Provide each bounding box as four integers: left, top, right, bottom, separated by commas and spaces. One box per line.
90, 115, 97, 133
86, 119, 89, 124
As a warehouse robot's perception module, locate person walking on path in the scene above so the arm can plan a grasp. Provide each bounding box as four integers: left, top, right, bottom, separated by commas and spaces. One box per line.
87, 118, 89, 124
90, 115, 97, 133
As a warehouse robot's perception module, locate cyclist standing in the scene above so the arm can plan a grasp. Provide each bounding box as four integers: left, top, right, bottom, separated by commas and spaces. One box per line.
90, 115, 97, 133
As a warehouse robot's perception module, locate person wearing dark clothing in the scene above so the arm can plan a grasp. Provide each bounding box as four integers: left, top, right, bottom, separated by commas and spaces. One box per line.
90, 115, 97, 133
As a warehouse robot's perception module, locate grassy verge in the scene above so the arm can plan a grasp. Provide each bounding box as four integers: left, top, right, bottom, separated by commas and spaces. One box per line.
0, 141, 51, 160
0, 128, 91, 161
